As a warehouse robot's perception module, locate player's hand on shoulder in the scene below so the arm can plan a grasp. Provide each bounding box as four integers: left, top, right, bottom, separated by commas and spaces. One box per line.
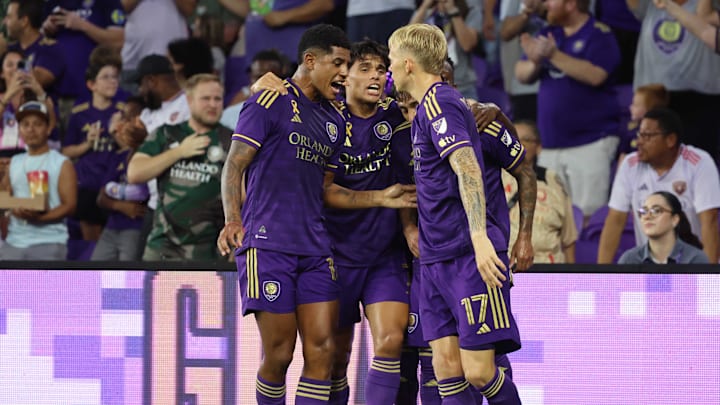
382, 183, 417, 209
217, 222, 245, 256
471, 233, 507, 288
250, 72, 287, 96
470, 102, 500, 132
178, 133, 210, 158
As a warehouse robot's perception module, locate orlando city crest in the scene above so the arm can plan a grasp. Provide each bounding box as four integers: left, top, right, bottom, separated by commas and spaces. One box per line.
326, 122, 339, 142
263, 281, 281, 302
374, 121, 392, 141
407, 313, 419, 334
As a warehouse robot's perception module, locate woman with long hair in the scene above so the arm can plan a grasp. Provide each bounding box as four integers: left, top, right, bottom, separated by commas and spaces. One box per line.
619, 191, 710, 264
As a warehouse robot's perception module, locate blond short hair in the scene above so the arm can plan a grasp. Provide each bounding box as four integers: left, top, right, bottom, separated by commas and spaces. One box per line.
185, 73, 222, 94
389, 24, 447, 76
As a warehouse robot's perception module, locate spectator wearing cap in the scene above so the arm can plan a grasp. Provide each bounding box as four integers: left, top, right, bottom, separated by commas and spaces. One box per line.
4, 0, 65, 91
0, 101, 77, 260
120, 0, 190, 93
128, 54, 190, 258
61, 54, 125, 242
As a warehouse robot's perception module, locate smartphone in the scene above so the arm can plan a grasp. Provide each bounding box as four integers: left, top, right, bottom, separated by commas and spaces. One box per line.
17, 60, 29, 73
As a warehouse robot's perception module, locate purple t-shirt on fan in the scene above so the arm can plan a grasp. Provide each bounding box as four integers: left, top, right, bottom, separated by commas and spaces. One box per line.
412, 82, 506, 264
62, 101, 125, 190
245, 0, 323, 64
324, 98, 412, 266
101, 149, 144, 230
535, 17, 621, 149
44, 0, 126, 99
233, 79, 346, 256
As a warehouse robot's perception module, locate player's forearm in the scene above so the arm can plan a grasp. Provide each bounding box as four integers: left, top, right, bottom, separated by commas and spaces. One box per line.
127, 150, 182, 184
511, 160, 537, 236
324, 183, 381, 209
449, 147, 487, 234
222, 142, 257, 223
548, 50, 609, 86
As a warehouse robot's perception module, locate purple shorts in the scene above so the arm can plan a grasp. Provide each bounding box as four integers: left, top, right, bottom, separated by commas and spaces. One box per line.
237, 247, 341, 316
337, 253, 409, 328
419, 251, 521, 354
406, 259, 428, 348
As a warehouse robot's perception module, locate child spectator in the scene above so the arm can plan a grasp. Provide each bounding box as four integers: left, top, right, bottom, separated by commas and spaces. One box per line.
61, 54, 124, 242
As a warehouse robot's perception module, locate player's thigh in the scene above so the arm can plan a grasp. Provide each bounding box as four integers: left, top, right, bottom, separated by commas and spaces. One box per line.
236, 248, 298, 316
406, 261, 427, 348
418, 262, 457, 344
297, 301, 339, 351
429, 253, 520, 353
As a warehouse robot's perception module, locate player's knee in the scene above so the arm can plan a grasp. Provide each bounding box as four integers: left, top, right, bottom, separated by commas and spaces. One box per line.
373, 329, 405, 358
463, 362, 496, 388
264, 344, 295, 374
431, 351, 463, 378
306, 334, 336, 363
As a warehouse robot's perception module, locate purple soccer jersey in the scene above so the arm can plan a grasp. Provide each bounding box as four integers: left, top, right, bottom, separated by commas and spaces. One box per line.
62, 101, 124, 190
100, 149, 144, 231
8, 36, 65, 85
411, 82, 505, 264
44, 0, 125, 99
324, 98, 412, 266
232, 79, 345, 256
479, 120, 526, 250
535, 17, 621, 149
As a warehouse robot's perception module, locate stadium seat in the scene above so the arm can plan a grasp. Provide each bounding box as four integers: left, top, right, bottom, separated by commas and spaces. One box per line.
578, 205, 635, 263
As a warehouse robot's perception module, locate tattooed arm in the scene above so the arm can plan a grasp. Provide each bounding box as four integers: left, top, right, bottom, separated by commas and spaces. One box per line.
217, 141, 258, 256
448, 146, 507, 287
509, 158, 537, 271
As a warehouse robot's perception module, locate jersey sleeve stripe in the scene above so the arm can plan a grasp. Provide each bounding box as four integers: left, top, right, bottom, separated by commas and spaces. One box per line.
232, 134, 262, 148
439, 140, 471, 158
483, 127, 499, 137
260, 91, 280, 109
394, 121, 412, 133
505, 144, 525, 171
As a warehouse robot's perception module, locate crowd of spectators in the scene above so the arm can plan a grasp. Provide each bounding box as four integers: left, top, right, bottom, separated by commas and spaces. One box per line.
0, 0, 716, 264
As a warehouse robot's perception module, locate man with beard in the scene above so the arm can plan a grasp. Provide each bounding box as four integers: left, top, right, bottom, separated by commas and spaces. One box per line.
128, 74, 229, 260
514, 0, 621, 219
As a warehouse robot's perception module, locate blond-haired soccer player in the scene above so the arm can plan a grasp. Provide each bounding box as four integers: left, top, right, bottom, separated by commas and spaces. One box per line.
388, 24, 522, 404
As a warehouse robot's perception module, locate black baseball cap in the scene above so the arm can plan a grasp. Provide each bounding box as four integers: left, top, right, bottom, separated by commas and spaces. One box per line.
129, 54, 174, 83
16, 101, 49, 123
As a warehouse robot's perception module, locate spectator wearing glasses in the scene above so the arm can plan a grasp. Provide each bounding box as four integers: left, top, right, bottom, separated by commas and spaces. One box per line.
618, 191, 709, 264
598, 107, 720, 263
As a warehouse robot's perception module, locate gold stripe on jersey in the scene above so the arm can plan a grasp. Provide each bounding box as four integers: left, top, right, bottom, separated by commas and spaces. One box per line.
506, 143, 525, 171
257, 90, 280, 109
439, 140, 471, 158
423, 90, 442, 120
394, 121, 411, 133
283, 80, 300, 97
246, 248, 259, 299
71, 102, 90, 114
232, 134, 262, 148
487, 284, 500, 329
487, 120, 502, 131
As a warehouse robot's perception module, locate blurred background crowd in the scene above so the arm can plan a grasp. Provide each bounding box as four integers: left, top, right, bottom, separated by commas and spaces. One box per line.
0, 0, 717, 264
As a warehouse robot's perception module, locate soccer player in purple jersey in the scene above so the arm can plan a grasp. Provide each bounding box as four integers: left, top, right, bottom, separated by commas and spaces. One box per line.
389, 24, 523, 404
217, 24, 415, 405
322, 40, 414, 405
